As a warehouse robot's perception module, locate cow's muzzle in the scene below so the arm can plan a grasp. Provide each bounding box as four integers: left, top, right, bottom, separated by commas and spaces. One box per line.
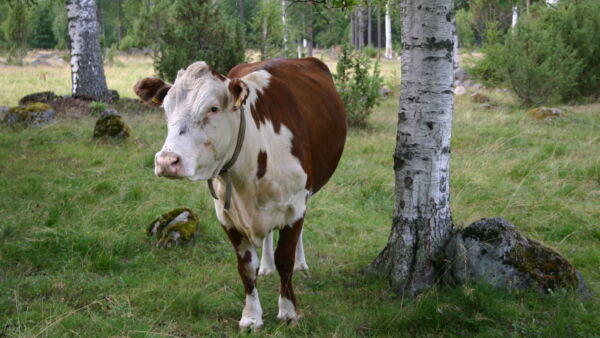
155, 151, 182, 178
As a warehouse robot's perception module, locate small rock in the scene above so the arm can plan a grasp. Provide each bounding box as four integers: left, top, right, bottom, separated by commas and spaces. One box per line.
454, 80, 462, 87
454, 67, 469, 82
454, 86, 467, 96
147, 208, 200, 249
470, 92, 491, 104
0, 106, 9, 120
379, 88, 392, 97
462, 79, 475, 88
35, 53, 54, 59
18, 91, 57, 106
99, 109, 119, 118
108, 89, 120, 102
4, 102, 55, 127
480, 103, 496, 110
444, 218, 587, 295
472, 83, 484, 91
527, 107, 564, 120
30, 59, 51, 67
93, 113, 131, 139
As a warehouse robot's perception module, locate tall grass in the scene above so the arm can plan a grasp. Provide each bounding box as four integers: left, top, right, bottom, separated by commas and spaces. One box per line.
0, 55, 598, 336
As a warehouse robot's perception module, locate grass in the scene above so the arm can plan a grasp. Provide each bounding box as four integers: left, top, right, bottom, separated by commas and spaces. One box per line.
0, 54, 599, 337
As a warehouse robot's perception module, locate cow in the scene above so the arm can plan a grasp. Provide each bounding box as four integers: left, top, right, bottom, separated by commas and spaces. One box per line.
134, 57, 346, 330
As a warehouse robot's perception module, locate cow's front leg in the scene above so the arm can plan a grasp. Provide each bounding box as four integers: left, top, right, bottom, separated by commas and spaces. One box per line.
275, 218, 304, 324
258, 232, 276, 275
222, 225, 263, 331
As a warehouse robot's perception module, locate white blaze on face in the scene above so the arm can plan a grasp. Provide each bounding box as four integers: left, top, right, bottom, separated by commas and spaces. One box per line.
157, 62, 237, 180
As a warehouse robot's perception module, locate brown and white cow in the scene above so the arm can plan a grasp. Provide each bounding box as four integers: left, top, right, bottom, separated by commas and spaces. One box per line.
134, 58, 346, 330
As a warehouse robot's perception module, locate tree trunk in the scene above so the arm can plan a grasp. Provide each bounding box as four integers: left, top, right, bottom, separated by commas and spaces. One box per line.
369, 0, 455, 298
261, 15, 268, 60
67, 0, 110, 101
350, 11, 356, 48
282, 0, 288, 51
384, 1, 392, 59
239, 0, 245, 27
357, 7, 364, 49
368, 6, 372, 47
117, 0, 123, 44
377, 4, 382, 56
511, 6, 519, 33
306, 0, 313, 57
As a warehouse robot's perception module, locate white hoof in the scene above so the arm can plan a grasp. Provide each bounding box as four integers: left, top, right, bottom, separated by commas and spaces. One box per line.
277, 296, 301, 325
293, 261, 309, 271
239, 316, 263, 332
258, 265, 276, 276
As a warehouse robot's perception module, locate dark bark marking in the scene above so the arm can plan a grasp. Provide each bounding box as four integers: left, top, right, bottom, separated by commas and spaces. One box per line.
404, 177, 413, 189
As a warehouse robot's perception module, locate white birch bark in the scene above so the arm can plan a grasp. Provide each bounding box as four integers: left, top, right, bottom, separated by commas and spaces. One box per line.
370, 0, 455, 297
511, 6, 519, 33
67, 0, 109, 100
282, 0, 288, 50
546, 0, 559, 6
385, 1, 393, 59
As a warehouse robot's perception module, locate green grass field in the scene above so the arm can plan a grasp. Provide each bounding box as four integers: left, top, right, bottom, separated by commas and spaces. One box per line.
1, 54, 599, 337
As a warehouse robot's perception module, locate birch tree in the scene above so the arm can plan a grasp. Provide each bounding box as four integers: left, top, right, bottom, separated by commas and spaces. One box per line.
384, 1, 392, 59
306, 0, 313, 56
67, 0, 110, 100
369, 0, 455, 297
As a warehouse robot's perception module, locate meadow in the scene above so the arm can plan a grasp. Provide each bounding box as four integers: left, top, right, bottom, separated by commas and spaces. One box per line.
0, 53, 599, 337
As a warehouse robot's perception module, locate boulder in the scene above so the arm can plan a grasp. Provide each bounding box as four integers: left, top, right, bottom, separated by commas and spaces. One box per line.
0, 106, 9, 120
454, 67, 469, 82
445, 218, 588, 295
3, 102, 55, 127
93, 112, 131, 139
470, 92, 491, 104
30, 59, 51, 67
527, 107, 564, 120
108, 89, 120, 102
147, 208, 200, 248
454, 86, 467, 96
18, 91, 57, 106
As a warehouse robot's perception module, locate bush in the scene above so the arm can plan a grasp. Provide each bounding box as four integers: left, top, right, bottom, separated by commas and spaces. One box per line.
496, 20, 581, 106
155, 0, 245, 82
456, 9, 475, 49
334, 45, 383, 127
362, 46, 378, 58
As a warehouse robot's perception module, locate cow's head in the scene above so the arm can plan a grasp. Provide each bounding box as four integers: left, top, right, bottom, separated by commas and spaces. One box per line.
134, 61, 248, 180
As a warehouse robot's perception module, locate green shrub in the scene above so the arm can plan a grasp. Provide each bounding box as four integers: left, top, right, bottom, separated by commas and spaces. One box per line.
362, 46, 378, 58
155, 0, 245, 82
89, 101, 108, 116
498, 20, 581, 106
334, 45, 383, 128
456, 9, 475, 49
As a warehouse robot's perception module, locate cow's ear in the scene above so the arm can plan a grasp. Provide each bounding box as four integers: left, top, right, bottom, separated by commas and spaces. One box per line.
134, 77, 171, 107
228, 78, 249, 111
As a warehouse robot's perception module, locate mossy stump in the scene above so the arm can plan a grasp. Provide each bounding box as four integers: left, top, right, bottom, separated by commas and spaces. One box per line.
4, 102, 56, 127
93, 112, 132, 140
445, 217, 587, 295
147, 208, 200, 249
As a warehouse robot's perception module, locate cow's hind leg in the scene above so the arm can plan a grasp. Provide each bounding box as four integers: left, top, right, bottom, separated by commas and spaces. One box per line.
294, 229, 309, 271
258, 231, 276, 275
275, 218, 303, 324
222, 225, 263, 331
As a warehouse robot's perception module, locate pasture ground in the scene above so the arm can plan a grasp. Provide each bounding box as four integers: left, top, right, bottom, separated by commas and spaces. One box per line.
0, 53, 599, 337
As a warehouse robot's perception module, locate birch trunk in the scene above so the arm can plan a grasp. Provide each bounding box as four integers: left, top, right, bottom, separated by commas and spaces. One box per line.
67, 0, 110, 100
282, 0, 288, 51
306, 0, 313, 57
239, 0, 245, 26
385, 1, 392, 59
369, 0, 455, 297
368, 6, 372, 47
357, 7, 364, 49
511, 6, 519, 33
377, 5, 381, 52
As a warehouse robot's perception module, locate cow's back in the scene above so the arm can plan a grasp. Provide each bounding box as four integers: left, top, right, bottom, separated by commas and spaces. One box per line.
228, 58, 347, 194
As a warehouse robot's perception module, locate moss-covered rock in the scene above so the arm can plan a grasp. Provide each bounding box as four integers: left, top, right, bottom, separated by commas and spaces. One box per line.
4, 102, 56, 127
18, 91, 57, 106
528, 107, 564, 120
147, 208, 200, 249
445, 217, 587, 295
93, 112, 131, 140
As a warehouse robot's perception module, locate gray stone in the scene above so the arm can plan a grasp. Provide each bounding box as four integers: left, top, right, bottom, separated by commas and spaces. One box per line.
379, 88, 392, 97
99, 109, 119, 118
35, 53, 54, 59
462, 79, 475, 88
480, 103, 496, 110
0, 106, 9, 120
18, 91, 57, 106
454, 67, 469, 82
445, 218, 587, 295
454, 86, 467, 96
472, 83, 484, 91
30, 59, 51, 67
4, 104, 56, 127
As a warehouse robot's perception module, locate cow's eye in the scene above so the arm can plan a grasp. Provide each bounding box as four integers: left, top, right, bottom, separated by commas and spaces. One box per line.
210, 106, 219, 113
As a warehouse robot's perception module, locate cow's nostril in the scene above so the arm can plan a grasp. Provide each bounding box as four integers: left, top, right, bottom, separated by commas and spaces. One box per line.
171, 157, 180, 166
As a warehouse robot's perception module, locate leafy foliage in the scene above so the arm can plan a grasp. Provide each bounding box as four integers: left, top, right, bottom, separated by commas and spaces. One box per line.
154, 0, 245, 82
29, 1, 56, 49
3, 1, 28, 65
334, 45, 383, 127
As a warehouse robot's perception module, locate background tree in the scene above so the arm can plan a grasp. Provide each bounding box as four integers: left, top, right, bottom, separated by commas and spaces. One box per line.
3, 1, 29, 65
67, 0, 110, 100
154, 0, 244, 82
369, 0, 455, 297
384, 0, 392, 59
30, 0, 56, 49
251, 0, 283, 60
